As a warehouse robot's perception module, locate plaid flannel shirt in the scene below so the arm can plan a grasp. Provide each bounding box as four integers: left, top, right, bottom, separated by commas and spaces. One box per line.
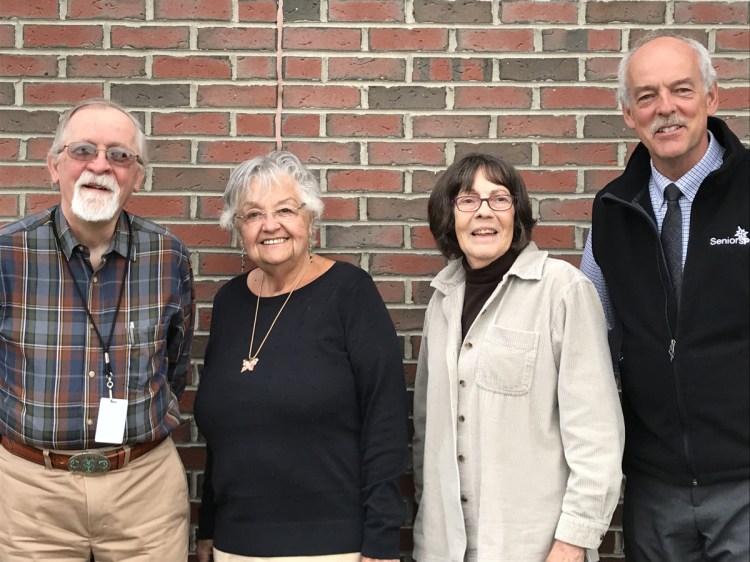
0, 206, 194, 449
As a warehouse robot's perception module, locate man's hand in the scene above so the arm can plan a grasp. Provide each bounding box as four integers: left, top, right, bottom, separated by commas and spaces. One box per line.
196, 539, 214, 562
545, 539, 585, 562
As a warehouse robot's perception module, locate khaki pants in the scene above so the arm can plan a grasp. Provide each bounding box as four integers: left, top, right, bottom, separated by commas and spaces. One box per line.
214, 550, 360, 562
0, 437, 189, 562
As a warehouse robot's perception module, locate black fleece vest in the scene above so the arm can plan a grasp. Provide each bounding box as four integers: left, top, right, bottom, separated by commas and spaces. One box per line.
592, 117, 749, 485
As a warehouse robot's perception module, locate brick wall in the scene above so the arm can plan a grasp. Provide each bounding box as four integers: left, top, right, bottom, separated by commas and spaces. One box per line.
1, 1, 748, 560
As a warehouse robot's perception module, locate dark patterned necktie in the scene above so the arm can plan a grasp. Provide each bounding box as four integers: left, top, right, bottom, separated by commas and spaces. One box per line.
661, 183, 683, 299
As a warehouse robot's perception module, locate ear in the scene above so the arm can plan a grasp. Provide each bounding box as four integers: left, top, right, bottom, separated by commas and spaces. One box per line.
622, 104, 636, 130
132, 165, 145, 193
47, 152, 61, 185
706, 82, 719, 117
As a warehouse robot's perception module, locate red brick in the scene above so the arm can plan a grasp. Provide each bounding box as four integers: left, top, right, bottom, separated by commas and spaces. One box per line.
370, 28, 448, 51
0, 195, 19, 216
281, 142, 360, 165
584, 169, 624, 193
501, 1, 577, 23
24, 83, 104, 105
587, 1, 665, 24
238, 0, 278, 21
283, 85, 361, 109
411, 225, 438, 250
716, 29, 750, 51
322, 197, 359, 220
456, 29, 533, 52
374, 280, 405, 304
67, 55, 146, 78
167, 223, 227, 246
585, 57, 620, 81
0, 0, 57, 17
197, 253, 243, 276
283, 57, 322, 80
327, 114, 402, 137
24, 24, 103, 48
197, 196, 224, 220
152, 167, 230, 192
719, 86, 750, 110
237, 114, 276, 136
25, 194, 61, 213
237, 56, 277, 79
539, 198, 593, 221
68, 0, 145, 19
153, 56, 231, 79
112, 26, 190, 49
197, 27, 276, 50
152, 112, 230, 135
522, 170, 578, 193
328, 57, 405, 80
531, 224, 575, 249
675, 2, 748, 24
177, 445, 206, 470
389, 308, 425, 330
0, 25, 13, 47
539, 142, 618, 166
412, 57, 490, 82
327, 169, 403, 192
454, 86, 532, 109
25, 138, 53, 161
369, 142, 445, 166
541, 86, 617, 109
283, 28, 361, 51
412, 115, 490, 138
147, 139, 191, 163
412, 170, 441, 193
0, 139, 20, 160
498, 116, 577, 138
0, 166, 50, 188
155, 0, 231, 20
715, 57, 750, 80
125, 195, 190, 218
197, 141, 276, 164
370, 253, 445, 276
0, 54, 58, 77
328, 0, 404, 22
197, 85, 277, 108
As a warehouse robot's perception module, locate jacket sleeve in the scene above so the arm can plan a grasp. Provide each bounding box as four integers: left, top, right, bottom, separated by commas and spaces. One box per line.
344, 275, 408, 559
552, 278, 625, 549
196, 444, 217, 540
166, 243, 195, 398
412, 296, 434, 506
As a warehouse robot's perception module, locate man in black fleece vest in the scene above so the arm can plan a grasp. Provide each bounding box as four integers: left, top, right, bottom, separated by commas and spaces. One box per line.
581, 33, 749, 561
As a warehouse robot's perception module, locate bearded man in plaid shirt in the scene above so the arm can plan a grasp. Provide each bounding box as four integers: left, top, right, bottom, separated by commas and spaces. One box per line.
0, 99, 194, 561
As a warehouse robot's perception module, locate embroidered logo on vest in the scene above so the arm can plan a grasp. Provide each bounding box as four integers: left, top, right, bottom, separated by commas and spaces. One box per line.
710, 226, 750, 246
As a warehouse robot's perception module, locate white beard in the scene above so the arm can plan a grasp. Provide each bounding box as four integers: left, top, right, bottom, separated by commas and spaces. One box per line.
70, 171, 121, 223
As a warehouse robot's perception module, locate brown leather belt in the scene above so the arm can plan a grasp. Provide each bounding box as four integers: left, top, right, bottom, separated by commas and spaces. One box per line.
0, 436, 165, 474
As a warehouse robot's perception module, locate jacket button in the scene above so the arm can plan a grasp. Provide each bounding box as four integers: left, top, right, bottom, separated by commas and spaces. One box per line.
464, 342, 473, 349
458, 454, 465, 462
459, 380, 466, 387
458, 415, 465, 422
460, 495, 468, 503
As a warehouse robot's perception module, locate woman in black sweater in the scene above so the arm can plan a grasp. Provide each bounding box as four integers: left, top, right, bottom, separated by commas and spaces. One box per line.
194, 151, 407, 562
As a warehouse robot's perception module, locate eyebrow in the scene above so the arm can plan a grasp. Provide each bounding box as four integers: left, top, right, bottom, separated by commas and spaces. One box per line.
631, 77, 697, 95
241, 196, 299, 208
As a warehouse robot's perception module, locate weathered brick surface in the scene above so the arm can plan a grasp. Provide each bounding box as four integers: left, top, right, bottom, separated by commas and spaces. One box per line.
2, 2, 748, 560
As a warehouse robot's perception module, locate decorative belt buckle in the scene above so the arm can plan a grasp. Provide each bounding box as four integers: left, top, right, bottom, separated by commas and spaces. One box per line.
68, 452, 111, 474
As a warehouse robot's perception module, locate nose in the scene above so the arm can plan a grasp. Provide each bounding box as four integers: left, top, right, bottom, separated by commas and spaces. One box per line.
259, 211, 281, 230
655, 89, 676, 115
474, 198, 493, 216
86, 149, 113, 174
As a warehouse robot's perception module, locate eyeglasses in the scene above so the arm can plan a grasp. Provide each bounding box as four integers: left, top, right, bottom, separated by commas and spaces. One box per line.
236, 203, 306, 224
453, 194, 515, 212
59, 142, 143, 167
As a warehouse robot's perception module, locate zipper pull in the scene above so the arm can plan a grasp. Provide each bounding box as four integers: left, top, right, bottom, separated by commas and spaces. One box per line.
668, 339, 676, 362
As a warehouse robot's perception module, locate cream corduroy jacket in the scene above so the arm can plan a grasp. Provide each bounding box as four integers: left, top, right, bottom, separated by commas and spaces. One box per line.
413, 243, 625, 562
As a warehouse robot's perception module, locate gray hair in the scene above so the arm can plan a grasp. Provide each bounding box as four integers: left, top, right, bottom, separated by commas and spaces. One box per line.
219, 150, 324, 232
618, 32, 717, 108
48, 98, 148, 167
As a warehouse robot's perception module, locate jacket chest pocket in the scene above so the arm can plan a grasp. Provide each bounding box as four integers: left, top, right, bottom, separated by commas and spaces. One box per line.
477, 326, 539, 395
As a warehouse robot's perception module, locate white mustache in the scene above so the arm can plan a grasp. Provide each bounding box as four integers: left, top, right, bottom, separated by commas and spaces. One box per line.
651, 115, 685, 135
75, 171, 120, 193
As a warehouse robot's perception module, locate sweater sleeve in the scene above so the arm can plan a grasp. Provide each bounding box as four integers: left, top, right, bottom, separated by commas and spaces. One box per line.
196, 444, 217, 540
552, 278, 625, 549
344, 275, 408, 559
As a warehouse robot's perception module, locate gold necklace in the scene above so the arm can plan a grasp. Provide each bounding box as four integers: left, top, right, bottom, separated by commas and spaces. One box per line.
241, 256, 313, 373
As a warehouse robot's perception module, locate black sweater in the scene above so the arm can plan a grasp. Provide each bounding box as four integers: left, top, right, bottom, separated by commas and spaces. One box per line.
592, 117, 749, 485
194, 262, 407, 557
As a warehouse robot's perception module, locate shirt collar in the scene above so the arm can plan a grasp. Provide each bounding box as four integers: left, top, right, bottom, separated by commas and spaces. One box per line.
649, 129, 725, 206
53, 207, 134, 261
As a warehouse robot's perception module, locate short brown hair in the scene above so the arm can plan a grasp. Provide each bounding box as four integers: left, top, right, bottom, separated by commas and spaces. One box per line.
428, 153, 536, 260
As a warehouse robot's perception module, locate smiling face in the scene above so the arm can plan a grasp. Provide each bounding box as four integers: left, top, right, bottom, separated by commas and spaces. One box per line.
622, 36, 719, 180
238, 173, 313, 274
48, 106, 145, 227
454, 169, 515, 269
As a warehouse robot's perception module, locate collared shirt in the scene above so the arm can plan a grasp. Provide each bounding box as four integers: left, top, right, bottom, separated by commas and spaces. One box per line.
581, 131, 725, 327
0, 206, 194, 449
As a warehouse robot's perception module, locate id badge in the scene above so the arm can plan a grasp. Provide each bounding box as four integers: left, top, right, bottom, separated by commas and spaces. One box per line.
94, 398, 128, 444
